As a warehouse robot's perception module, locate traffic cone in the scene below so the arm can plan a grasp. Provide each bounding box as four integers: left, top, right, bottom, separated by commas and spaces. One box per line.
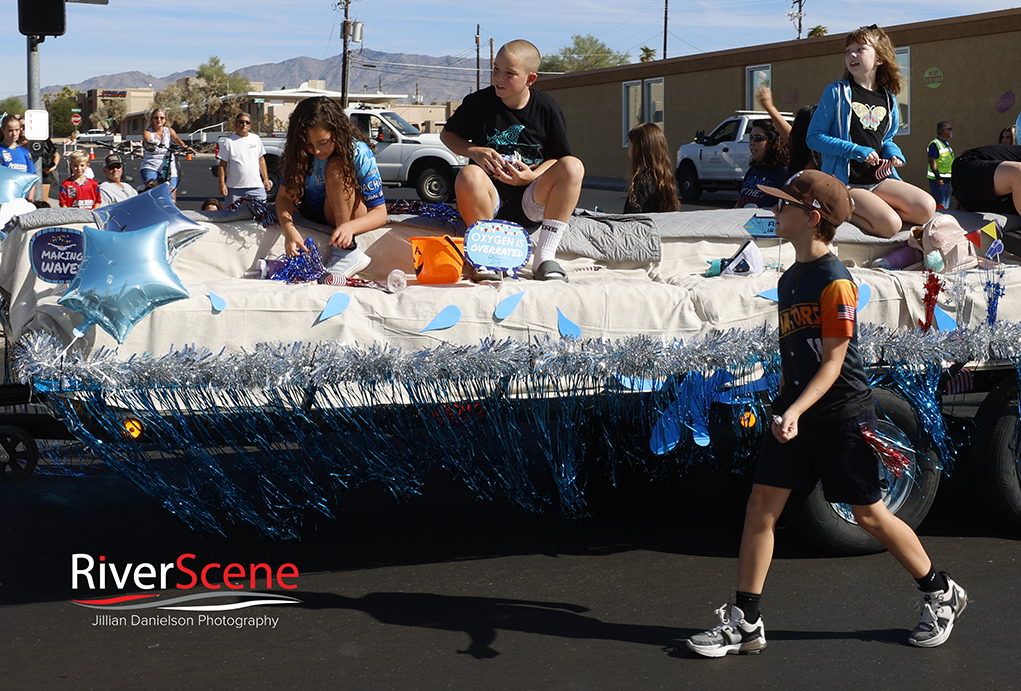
89, 147, 95, 161
186, 152, 193, 161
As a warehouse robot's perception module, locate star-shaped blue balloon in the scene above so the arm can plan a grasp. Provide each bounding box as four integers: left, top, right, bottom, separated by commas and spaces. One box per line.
58, 221, 190, 344
0, 165, 40, 203
93, 183, 204, 236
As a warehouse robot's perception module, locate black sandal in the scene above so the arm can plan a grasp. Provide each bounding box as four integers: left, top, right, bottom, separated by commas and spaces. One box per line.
534, 260, 568, 282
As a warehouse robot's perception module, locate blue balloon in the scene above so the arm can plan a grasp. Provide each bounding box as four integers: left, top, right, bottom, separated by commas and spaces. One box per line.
94, 184, 204, 237
58, 222, 190, 344
0, 165, 40, 203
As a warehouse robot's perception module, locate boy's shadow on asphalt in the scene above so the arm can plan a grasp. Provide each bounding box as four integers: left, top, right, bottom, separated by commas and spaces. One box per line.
296, 591, 906, 660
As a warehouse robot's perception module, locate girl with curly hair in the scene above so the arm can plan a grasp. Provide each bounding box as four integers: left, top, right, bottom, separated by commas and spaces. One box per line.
806, 24, 935, 237
277, 97, 387, 257
624, 123, 680, 213
735, 119, 789, 208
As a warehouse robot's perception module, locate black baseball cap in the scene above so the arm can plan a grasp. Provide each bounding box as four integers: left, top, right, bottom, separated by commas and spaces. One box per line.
104, 153, 123, 167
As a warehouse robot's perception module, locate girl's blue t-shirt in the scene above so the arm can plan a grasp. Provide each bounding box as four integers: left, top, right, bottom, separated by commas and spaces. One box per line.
304, 140, 385, 211
0, 144, 37, 174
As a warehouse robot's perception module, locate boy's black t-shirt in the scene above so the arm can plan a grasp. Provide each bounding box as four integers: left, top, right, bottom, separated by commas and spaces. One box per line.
444, 85, 572, 203
776, 253, 873, 422
847, 80, 891, 185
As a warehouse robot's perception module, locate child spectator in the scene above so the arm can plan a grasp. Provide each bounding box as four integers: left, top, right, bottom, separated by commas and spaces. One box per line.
0, 114, 36, 201
623, 123, 680, 214
441, 39, 584, 282
806, 25, 935, 238
276, 97, 386, 278
60, 150, 101, 209
98, 154, 137, 205
735, 119, 789, 208
201, 197, 223, 211
998, 126, 1016, 146
687, 170, 967, 658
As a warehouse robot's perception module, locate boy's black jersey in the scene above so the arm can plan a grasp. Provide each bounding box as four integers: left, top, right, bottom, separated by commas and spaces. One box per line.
776, 253, 873, 422
443, 85, 571, 201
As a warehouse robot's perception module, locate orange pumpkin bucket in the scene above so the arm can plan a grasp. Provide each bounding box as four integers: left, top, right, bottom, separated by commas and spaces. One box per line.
410, 235, 465, 284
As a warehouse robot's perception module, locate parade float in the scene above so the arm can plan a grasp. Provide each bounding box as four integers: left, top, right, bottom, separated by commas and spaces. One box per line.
1, 171, 1020, 553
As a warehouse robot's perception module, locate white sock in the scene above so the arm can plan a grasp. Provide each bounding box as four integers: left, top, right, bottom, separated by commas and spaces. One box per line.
532, 219, 569, 269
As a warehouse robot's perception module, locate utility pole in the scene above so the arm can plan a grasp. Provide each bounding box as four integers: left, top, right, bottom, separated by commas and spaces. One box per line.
788, 0, 804, 40
475, 25, 481, 92
341, 0, 350, 107
663, 0, 668, 60
489, 39, 494, 86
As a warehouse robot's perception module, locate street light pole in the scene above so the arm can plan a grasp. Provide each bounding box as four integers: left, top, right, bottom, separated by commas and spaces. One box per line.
341, 0, 350, 108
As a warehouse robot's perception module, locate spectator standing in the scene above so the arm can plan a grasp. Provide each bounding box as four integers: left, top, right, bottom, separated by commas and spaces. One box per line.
140, 108, 193, 201
218, 113, 271, 205
0, 115, 36, 201
927, 121, 954, 209
999, 126, 1016, 146
97, 154, 137, 205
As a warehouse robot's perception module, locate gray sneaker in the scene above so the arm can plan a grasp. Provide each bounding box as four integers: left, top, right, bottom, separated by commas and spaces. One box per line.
909, 572, 968, 648
325, 246, 371, 279
687, 603, 766, 658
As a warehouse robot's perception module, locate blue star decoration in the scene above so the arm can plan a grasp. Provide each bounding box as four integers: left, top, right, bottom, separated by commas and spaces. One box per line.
58, 221, 190, 344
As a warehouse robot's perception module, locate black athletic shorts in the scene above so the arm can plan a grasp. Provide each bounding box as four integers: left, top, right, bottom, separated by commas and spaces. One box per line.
952, 151, 1016, 215
297, 199, 328, 226
753, 408, 882, 505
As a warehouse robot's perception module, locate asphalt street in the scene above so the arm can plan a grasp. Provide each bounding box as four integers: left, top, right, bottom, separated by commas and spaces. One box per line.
9, 151, 1019, 690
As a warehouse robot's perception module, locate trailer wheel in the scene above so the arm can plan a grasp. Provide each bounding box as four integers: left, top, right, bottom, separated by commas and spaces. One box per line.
975, 392, 1021, 531
0, 426, 39, 485
782, 388, 941, 556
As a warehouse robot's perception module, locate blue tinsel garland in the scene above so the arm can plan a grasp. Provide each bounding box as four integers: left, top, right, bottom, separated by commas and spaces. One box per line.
14, 323, 1021, 537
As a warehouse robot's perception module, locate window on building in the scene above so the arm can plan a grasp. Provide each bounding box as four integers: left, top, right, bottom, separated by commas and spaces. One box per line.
746, 65, 771, 111
622, 80, 642, 147
896, 46, 910, 135
622, 78, 665, 147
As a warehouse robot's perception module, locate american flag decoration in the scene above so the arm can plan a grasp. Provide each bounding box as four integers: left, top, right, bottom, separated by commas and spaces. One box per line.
860, 424, 913, 479
837, 303, 856, 322
945, 367, 975, 396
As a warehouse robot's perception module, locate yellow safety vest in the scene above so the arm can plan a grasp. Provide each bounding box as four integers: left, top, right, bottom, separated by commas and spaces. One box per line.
927, 138, 953, 179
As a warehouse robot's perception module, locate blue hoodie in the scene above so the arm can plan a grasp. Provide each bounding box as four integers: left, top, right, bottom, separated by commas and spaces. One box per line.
806, 79, 904, 184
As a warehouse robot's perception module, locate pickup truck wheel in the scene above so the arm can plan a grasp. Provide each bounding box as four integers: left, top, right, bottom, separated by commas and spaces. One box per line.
676, 164, 702, 202
265, 156, 280, 203
975, 388, 1021, 531
416, 167, 453, 203
782, 388, 941, 556
0, 426, 39, 485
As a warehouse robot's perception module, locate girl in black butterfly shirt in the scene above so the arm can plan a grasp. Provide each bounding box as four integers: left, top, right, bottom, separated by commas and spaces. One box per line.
806, 25, 935, 238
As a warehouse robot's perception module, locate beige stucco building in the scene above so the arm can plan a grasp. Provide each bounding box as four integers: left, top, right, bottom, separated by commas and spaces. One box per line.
534, 8, 1021, 188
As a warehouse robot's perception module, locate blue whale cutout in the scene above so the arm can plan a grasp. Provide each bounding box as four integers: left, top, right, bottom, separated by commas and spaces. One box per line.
318, 292, 351, 322
757, 288, 779, 302
494, 291, 525, 320
557, 308, 581, 339
422, 305, 461, 332
207, 292, 227, 312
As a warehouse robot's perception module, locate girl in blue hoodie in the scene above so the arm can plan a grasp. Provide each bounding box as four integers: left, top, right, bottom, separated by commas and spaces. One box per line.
806, 25, 935, 238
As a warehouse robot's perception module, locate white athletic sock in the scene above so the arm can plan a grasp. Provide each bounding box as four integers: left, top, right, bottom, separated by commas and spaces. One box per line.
532, 219, 569, 269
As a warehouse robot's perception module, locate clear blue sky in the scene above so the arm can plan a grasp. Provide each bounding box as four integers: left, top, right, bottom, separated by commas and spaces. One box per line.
1, 0, 1009, 100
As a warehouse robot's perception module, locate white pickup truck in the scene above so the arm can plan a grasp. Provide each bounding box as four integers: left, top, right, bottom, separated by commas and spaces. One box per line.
215, 106, 467, 203
75, 128, 114, 145
675, 111, 792, 202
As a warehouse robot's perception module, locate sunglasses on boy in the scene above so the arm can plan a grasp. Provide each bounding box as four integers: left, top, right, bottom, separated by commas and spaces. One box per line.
775, 198, 814, 213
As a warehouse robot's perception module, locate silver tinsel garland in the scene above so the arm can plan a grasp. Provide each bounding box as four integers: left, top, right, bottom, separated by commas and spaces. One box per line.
13, 322, 1021, 537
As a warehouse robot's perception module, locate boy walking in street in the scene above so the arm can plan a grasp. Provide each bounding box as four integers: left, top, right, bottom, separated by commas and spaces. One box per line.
441, 39, 584, 282
687, 170, 966, 657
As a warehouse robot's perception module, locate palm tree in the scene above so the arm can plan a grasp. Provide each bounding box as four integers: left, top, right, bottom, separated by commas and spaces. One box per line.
640, 46, 657, 63
807, 25, 828, 38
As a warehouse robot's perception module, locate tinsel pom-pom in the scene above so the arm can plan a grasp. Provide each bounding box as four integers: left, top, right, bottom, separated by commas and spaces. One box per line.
860, 424, 912, 479
921, 270, 944, 333
225, 195, 279, 229
269, 238, 326, 284
387, 199, 465, 233
985, 270, 1006, 326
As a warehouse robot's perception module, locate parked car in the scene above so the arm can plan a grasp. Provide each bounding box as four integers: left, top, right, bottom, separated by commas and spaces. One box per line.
75, 128, 114, 145
675, 111, 793, 201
